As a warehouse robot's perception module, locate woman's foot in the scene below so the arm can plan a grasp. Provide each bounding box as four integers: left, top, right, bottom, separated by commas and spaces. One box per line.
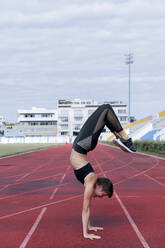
113, 137, 136, 153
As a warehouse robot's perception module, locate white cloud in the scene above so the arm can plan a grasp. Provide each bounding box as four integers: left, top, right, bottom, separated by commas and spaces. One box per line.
0, 0, 165, 121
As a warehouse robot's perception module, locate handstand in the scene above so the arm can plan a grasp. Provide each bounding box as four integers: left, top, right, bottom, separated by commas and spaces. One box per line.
70, 104, 136, 240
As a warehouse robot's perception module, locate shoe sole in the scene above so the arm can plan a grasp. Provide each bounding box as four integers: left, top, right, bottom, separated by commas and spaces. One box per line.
113, 139, 136, 153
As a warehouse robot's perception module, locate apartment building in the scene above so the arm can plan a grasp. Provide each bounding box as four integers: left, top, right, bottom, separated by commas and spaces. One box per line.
16, 107, 57, 136
57, 99, 128, 137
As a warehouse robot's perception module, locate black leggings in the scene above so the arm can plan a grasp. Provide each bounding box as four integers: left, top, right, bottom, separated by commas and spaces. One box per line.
73, 104, 123, 154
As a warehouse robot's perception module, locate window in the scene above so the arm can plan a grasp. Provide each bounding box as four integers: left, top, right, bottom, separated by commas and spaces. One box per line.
74, 109, 82, 116
24, 114, 35, 118
20, 122, 27, 126
60, 117, 68, 122
30, 122, 37, 126
60, 124, 68, 130
74, 124, 81, 130
88, 109, 96, 116
61, 132, 68, 135
51, 121, 57, 125
60, 109, 69, 115
120, 116, 127, 121
74, 117, 83, 122
118, 109, 126, 114
41, 113, 54, 118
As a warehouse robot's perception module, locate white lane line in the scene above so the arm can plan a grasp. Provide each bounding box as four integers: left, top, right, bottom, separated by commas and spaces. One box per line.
113, 164, 158, 186
49, 188, 58, 200
144, 174, 165, 188
0, 184, 10, 192
114, 192, 150, 248
16, 173, 30, 182
28, 172, 66, 182
19, 207, 47, 248
49, 165, 70, 200
113, 156, 159, 186
120, 158, 165, 188
94, 156, 151, 248
0, 162, 48, 191
0, 194, 82, 220
0, 182, 69, 201
0, 172, 65, 191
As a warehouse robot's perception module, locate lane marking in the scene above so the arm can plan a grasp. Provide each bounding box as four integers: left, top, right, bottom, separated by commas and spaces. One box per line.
114, 156, 159, 186
49, 188, 58, 200
0, 172, 65, 190
144, 174, 165, 188
0, 161, 52, 191
0, 184, 10, 192
15, 163, 49, 182
0, 172, 25, 180
0, 150, 70, 192
114, 192, 150, 248
0, 182, 69, 201
49, 165, 70, 200
119, 195, 140, 198
119, 157, 165, 189
27, 172, 66, 182
93, 154, 151, 248
19, 207, 47, 248
97, 164, 133, 175
16, 173, 30, 182
0, 194, 82, 220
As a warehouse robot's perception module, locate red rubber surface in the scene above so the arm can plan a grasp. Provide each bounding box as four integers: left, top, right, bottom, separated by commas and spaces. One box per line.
0, 144, 164, 248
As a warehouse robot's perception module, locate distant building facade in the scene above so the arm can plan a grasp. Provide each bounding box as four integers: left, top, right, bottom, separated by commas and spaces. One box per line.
57, 99, 128, 137
0, 116, 8, 133
11, 100, 128, 139
16, 107, 57, 136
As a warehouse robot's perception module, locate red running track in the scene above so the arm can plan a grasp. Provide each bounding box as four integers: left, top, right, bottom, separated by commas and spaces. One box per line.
0, 144, 164, 248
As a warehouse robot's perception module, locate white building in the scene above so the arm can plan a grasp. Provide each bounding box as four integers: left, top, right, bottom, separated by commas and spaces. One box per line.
57, 99, 128, 139
0, 116, 8, 132
16, 107, 58, 136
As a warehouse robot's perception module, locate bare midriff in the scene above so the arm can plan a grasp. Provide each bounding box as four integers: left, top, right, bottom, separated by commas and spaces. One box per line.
70, 149, 88, 170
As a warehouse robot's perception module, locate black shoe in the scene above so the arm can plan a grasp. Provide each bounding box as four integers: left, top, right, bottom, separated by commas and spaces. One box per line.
113, 137, 136, 153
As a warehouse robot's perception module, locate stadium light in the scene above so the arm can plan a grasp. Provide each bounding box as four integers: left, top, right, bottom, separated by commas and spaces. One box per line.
125, 53, 134, 123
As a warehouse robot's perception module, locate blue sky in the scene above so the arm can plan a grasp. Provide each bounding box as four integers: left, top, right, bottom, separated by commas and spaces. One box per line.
0, 0, 165, 122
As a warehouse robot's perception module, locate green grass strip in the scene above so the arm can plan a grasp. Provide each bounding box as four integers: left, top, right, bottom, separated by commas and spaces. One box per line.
0, 143, 61, 158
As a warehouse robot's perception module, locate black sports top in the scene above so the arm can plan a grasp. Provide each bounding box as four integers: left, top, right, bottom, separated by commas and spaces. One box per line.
74, 163, 94, 184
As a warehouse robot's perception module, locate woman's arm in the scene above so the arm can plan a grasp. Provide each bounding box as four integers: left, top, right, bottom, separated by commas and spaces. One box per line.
82, 178, 101, 240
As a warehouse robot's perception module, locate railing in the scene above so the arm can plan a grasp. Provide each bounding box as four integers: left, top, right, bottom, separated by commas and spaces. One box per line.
106, 109, 165, 141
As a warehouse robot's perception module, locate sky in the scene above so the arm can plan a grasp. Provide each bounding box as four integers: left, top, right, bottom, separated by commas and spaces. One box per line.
0, 0, 165, 122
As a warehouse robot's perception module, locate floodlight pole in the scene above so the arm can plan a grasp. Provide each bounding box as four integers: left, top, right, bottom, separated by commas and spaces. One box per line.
125, 53, 134, 123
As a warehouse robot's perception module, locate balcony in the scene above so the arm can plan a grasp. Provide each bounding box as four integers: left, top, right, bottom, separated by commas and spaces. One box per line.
73, 116, 83, 122
58, 117, 69, 123
58, 124, 69, 131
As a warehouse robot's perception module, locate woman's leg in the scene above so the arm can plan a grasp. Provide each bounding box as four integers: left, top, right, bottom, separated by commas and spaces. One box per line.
103, 104, 136, 153
73, 104, 136, 153
114, 130, 129, 140
73, 104, 122, 152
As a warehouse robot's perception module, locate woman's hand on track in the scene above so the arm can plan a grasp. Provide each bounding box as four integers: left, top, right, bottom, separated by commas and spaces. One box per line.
83, 233, 101, 240
88, 226, 104, 232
